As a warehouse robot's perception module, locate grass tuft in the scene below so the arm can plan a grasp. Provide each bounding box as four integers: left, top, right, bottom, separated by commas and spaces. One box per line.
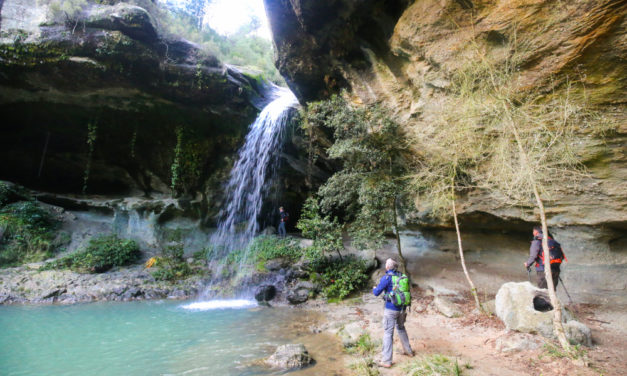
402, 354, 467, 376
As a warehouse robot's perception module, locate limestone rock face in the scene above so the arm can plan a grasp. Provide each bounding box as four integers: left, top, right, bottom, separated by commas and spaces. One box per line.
263, 0, 627, 229
0, 0, 265, 215
495, 282, 591, 345
265, 344, 313, 370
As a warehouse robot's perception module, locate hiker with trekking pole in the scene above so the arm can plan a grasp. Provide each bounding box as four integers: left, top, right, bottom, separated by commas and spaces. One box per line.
524, 226, 569, 295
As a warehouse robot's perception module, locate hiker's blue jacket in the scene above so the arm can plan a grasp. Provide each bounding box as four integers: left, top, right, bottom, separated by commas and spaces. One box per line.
373, 269, 402, 311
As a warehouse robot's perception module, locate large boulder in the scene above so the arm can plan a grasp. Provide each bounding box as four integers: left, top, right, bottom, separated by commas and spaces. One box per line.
495, 282, 591, 345
265, 344, 313, 370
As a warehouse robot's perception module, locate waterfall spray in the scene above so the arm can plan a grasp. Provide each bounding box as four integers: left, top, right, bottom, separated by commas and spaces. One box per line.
207, 86, 298, 280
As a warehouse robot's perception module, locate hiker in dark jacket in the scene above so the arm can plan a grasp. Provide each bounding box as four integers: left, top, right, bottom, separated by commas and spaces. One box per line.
278, 207, 288, 237
524, 226, 561, 290
372, 258, 413, 368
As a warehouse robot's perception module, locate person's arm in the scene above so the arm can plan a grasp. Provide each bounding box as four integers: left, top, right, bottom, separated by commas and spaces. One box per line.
525, 240, 540, 268
373, 275, 388, 296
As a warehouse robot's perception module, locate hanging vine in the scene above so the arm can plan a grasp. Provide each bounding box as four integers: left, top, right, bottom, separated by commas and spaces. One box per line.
82, 121, 98, 195
170, 126, 184, 195
130, 128, 137, 159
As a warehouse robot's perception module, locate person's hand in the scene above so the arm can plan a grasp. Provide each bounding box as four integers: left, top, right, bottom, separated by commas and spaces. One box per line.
523, 262, 527, 268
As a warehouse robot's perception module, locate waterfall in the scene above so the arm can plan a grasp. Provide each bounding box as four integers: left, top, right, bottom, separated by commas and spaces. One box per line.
209, 86, 298, 260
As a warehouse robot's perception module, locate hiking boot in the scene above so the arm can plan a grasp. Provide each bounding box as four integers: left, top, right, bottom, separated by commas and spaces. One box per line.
378, 362, 392, 368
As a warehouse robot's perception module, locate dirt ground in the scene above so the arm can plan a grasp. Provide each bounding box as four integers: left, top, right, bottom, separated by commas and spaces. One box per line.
327, 290, 627, 376
303, 237, 627, 376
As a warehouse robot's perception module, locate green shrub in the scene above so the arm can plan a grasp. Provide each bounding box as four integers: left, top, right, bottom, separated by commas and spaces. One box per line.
0, 182, 11, 207
249, 235, 301, 262
151, 244, 192, 281
0, 201, 59, 267
312, 256, 369, 300
150, 244, 210, 282
296, 196, 344, 259
45, 235, 140, 273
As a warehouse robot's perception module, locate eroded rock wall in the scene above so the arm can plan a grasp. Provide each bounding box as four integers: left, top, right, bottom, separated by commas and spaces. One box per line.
264, 0, 626, 229
0, 0, 267, 222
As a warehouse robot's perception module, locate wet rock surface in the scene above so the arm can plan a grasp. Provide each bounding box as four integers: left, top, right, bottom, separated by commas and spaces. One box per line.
0, 263, 204, 304
265, 344, 313, 370
0, 0, 265, 206
254, 284, 277, 302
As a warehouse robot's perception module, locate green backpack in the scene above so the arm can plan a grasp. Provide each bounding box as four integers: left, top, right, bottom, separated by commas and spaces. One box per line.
387, 272, 411, 307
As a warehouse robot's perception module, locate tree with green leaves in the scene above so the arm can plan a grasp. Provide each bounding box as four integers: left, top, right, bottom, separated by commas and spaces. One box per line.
302, 95, 411, 275
296, 196, 343, 260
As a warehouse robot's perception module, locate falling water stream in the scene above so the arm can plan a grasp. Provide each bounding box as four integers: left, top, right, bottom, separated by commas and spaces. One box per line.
209, 86, 298, 263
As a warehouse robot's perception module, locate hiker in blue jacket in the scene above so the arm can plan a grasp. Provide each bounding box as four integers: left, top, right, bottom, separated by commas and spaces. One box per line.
373, 258, 414, 368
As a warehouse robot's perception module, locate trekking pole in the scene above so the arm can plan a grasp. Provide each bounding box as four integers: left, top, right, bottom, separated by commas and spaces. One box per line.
558, 276, 573, 305
526, 267, 531, 283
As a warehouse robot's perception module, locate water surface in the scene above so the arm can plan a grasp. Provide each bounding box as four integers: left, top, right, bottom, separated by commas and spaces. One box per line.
0, 300, 345, 376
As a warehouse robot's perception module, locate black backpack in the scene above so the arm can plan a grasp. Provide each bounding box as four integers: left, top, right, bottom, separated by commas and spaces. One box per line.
539, 238, 566, 266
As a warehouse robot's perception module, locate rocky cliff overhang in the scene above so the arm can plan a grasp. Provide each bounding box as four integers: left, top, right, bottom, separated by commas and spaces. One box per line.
0, 0, 266, 199
264, 0, 626, 229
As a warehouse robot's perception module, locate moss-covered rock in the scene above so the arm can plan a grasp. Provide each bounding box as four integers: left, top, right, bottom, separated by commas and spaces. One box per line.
0, 0, 267, 218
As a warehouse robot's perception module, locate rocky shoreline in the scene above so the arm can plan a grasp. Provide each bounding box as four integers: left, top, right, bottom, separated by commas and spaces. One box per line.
0, 263, 209, 305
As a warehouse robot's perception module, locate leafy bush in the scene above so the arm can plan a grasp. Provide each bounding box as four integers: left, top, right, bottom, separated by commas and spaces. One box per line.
296, 197, 343, 259
249, 235, 301, 262
46, 235, 140, 273
151, 244, 192, 281
150, 244, 210, 282
0, 201, 59, 267
312, 256, 369, 300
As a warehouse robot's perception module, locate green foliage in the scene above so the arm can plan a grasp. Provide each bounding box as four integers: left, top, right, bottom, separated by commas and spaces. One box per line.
170, 126, 184, 195
296, 197, 343, 258
82, 121, 97, 195
0, 182, 11, 207
0, 201, 60, 267
402, 354, 466, 376
349, 357, 380, 376
345, 333, 378, 356
45, 235, 140, 273
312, 256, 369, 300
302, 95, 409, 256
542, 342, 587, 360
42, 0, 88, 23
157, 7, 284, 85
249, 235, 301, 262
151, 244, 194, 281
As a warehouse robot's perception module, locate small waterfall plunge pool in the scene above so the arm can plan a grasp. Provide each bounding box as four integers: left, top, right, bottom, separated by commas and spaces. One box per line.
0, 300, 345, 376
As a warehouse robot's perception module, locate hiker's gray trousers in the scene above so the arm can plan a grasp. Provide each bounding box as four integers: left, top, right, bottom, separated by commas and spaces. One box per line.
381, 308, 412, 364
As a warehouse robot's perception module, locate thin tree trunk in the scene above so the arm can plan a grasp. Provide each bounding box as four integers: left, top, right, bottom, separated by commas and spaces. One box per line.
392, 199, 408, 278
533, 184, 572, 351
452, 198, 483, 313
508, 118, 572, 353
